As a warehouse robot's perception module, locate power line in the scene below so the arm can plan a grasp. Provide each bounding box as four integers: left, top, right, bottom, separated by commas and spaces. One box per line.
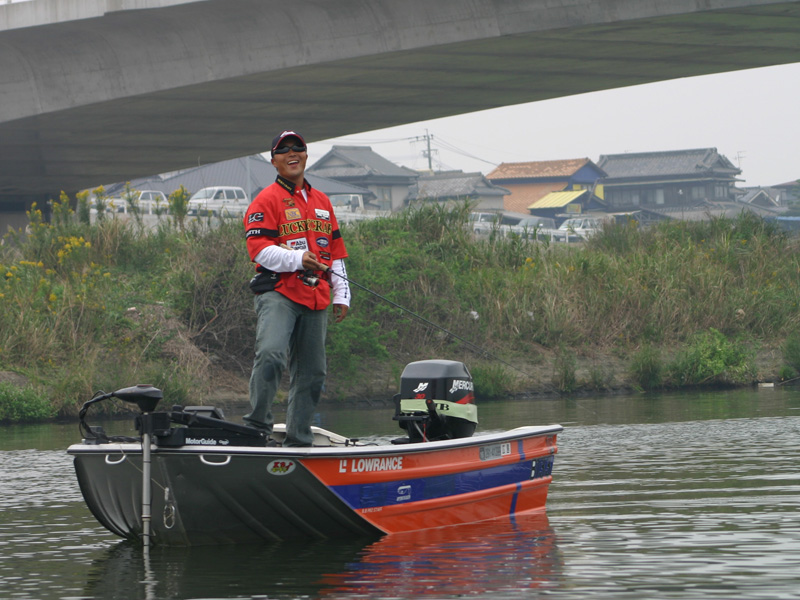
319, 130, 500, 172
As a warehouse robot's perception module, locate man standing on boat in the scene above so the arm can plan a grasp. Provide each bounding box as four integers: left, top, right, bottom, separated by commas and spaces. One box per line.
243, 130, 350, 446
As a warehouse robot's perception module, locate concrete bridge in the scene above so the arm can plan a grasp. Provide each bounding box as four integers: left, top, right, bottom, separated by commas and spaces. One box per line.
2, 0, 800, 229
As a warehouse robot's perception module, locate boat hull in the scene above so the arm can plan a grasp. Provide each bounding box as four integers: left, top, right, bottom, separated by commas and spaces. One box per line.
69, 425, 561, 545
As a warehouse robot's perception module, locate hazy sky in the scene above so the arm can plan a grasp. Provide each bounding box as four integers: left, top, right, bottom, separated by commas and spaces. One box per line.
311, 62, 799, 189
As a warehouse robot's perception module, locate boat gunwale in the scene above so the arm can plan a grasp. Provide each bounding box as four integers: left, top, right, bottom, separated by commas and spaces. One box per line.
66, 424, 563, 457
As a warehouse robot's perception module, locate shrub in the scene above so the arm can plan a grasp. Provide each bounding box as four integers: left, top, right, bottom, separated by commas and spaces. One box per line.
552, 344, 577, 393
76, 190, 92, 225
470, 363, 515, 400
0, 383, 56, 423
629, 344, 663, 390
326, 316, 392, 383
667, 328, 756, 387
168, 185, 190, 231
587, 363, 615, 391
782, 331, 800, 374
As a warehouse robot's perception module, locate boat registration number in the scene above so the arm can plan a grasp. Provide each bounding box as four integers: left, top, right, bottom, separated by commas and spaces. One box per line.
479, 442, 511, 461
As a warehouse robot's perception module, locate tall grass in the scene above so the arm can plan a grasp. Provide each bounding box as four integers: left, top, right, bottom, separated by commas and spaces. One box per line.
2, 200, 798, 420
0, 201, 212, 416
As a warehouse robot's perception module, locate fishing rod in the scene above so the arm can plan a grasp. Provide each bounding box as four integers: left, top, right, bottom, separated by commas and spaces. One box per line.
290, 248, 545, 384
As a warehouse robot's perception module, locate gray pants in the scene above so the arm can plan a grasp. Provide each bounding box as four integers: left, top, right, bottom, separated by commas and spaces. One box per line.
245, 292, 328, 446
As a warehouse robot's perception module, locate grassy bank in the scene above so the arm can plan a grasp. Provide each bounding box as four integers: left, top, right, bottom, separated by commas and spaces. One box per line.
2, 197, 800, 422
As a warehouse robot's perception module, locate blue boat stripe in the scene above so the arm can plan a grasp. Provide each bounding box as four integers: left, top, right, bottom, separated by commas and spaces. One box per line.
509, 482, 522, 515
331, 460, 534, 510
517, 439, 526, 461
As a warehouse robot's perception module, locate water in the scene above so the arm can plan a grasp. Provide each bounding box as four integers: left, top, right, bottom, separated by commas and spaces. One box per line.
1, 388, 799, 599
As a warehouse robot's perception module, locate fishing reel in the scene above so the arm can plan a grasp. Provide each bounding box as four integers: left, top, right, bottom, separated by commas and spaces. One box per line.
299, 269, 321, 287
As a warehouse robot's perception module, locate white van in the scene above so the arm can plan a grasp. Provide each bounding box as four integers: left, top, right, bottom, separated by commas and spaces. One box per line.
187, 186, 249, 217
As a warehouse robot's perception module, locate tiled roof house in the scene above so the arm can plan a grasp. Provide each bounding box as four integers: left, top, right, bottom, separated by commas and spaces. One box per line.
486, 158, 606, 214
407, 170, 509, 211
307, 146, 418, 212
736, 187, 783, 208
596, 148, 741, 211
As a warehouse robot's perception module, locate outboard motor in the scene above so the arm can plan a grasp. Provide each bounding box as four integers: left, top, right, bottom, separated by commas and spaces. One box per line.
392, 359, 478, 444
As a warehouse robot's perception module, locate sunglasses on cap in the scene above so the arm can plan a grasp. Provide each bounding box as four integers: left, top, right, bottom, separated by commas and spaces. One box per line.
273, 144, 307, 155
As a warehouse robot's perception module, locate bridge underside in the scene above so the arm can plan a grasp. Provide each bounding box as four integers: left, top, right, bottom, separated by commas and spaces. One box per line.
1, 0, 799, 201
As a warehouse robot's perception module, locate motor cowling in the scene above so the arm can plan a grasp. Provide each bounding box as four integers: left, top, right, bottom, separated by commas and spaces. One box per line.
392, 359, 478, 443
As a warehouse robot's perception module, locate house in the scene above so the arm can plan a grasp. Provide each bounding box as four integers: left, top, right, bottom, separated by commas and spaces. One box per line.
526, 189, 607, 224
735, 187, 784, 209
486, 158, 606, 214
772, 179, 800, 206
647, 201, 782, 222
406, 170, 509, 211
596, 148, 741, 211
306, 146, 418, 212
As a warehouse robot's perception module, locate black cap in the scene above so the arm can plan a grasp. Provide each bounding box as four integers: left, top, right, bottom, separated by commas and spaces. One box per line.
270, 130, 306, 156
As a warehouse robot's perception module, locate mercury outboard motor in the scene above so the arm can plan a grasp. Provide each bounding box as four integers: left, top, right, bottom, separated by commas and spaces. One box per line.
392, 359, 478, 444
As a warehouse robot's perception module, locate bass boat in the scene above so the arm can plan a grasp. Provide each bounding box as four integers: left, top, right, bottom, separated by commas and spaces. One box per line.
68, 359, 562, 546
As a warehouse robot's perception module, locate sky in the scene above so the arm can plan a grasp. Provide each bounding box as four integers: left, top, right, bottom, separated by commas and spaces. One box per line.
310, 62, 800, 189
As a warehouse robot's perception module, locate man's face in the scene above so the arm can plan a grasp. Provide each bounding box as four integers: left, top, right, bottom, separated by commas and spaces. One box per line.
271, 136, 307, 184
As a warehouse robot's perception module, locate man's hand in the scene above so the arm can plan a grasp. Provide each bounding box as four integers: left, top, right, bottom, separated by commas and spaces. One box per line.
333, 304, 348, 323
301, 251, 328, 272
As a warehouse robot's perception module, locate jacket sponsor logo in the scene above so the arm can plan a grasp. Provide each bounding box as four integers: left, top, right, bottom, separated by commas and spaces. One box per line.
246, 228, 266, 238
338, 456, 404, 473
316, 237, 329, 248
279, 219, 332, 237
412, 382, 429, 393
267, 460, 296, 475
247, 212, 264, 224
282, 197, 295, 207
285, 208, 302, 220
315, 208, 330, 220
287, 238, 308, 251
449, 379, 474, 394
319, 251, 331, 261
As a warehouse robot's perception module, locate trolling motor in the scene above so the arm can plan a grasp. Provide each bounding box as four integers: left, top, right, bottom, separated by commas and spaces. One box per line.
392, 360, 478, 444
78, 384, 163, 442
76, 384, 164, 548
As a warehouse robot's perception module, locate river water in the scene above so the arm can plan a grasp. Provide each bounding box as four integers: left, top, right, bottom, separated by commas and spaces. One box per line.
1, 387, 799, 600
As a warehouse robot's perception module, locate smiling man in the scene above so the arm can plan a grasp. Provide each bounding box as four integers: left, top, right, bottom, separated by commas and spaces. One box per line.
243, 129, 350, 447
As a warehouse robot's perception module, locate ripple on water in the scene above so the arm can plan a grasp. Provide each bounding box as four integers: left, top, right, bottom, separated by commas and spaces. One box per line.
0, 412, 799, 599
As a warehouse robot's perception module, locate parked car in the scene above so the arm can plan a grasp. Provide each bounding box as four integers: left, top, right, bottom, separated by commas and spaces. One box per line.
330, 194, 364, 213
137, 190, 169, 214
470, 212, 506, 236
97, 190, 169, 215
187, 186, 249, 217
553, 217, 605, 241
507, 216, 558, 239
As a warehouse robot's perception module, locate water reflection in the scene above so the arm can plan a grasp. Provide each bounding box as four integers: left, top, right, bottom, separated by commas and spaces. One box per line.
1, 387, 800, 600
318, 512, 560, 599
83, 538, 366, 600
81, 512, 560, 600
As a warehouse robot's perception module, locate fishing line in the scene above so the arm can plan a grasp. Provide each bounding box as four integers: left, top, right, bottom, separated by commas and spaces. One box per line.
282, 243, 560, 391
324, 265, 548, 385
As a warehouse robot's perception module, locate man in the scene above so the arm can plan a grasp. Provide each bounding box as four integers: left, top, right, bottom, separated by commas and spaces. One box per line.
243, 130, 350, 446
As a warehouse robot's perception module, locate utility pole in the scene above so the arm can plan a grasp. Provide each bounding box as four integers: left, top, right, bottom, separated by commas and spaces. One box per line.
413, 130, 436, 172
